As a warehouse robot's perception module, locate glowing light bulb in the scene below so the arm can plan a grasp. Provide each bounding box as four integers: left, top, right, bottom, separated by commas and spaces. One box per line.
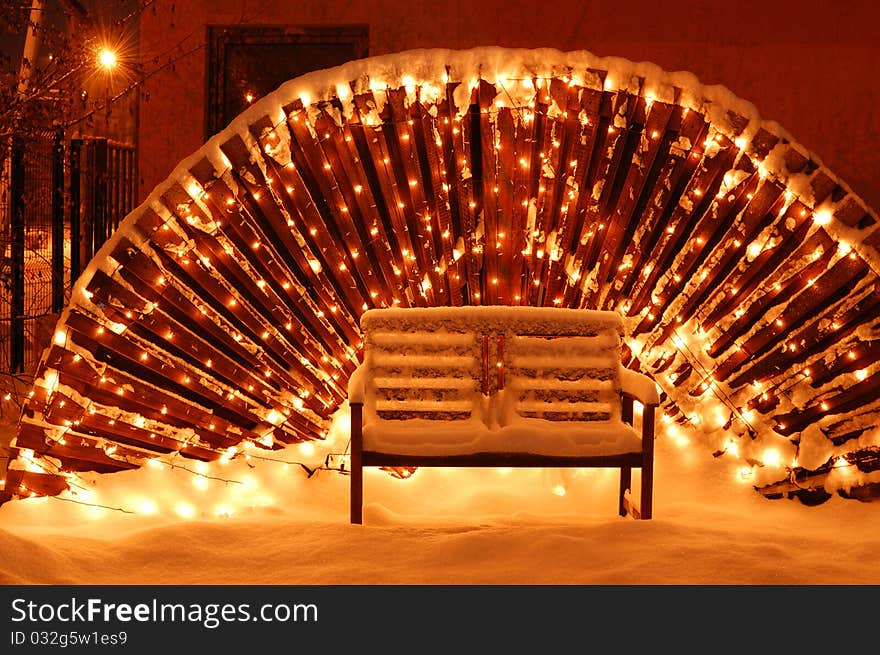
97, 48, 117, 70
813, 209, 832, 225
135, 499, 158, 515
763, 449, 782, 467
175, 502, 196, 519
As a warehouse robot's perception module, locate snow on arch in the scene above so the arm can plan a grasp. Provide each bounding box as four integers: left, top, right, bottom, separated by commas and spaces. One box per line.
4, 46, 880, 510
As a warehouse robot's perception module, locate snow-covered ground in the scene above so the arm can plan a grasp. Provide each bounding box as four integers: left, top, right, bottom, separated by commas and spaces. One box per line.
1, 404, 878, 585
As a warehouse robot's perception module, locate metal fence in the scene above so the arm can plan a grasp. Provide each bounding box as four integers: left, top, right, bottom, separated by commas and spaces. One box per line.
69, 138, 137, 282
0, 134, 136, 403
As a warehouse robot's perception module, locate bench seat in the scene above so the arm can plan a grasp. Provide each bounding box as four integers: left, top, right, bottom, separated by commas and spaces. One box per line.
361, 401, 643, 457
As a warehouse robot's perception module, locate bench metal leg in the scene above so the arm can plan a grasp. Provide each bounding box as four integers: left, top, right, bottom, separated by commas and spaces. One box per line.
619, 466, 631, 517
351, 459, 362, 525
350, 402, 363, 525
640, 463, 653, 520
640, 404, 655, 520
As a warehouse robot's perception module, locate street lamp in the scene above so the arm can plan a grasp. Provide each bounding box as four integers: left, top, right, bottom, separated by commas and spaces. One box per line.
97, 47, 118, 71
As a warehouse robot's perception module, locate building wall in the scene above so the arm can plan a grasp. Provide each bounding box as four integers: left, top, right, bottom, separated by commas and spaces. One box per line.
138, 0, 880, 212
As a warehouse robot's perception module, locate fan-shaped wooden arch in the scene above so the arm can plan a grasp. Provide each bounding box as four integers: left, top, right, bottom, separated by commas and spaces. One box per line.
4, 47, 880, 506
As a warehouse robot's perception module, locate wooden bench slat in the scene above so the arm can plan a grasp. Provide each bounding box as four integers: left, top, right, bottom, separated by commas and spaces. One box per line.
373, 377, 478, 389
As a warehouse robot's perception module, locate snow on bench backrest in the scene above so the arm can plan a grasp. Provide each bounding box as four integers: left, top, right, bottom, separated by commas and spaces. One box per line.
359, 306, 625, 428
502, 329, 622, 424
360, 312, 484, 422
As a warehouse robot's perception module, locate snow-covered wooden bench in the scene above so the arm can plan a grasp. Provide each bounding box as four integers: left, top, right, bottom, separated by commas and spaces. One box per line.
347, 306, 660, 523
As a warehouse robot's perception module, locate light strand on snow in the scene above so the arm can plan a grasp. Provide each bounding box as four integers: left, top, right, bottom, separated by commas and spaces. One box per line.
778, 451, 870, 493
37, 376, 332, 476
5, 444, 263, 500
8, 449, 94, 494
233, 449, 328, 477
161, 461, 247, 485
49, 493, 136, 514
23, 391, 343, 492
666, 325, 760, 437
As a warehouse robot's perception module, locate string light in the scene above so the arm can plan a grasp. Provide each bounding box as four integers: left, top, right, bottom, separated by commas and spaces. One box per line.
7, 57, 875, 513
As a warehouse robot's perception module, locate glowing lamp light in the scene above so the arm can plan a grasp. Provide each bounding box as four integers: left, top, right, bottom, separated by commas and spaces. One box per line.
135, 499, 159, 515
97, 47, 117, 70
762, 449, 782, 467
175, 502, 196, 519
813, 209, 832, 225
44, 369, 59, 392
553, 485, 566, 497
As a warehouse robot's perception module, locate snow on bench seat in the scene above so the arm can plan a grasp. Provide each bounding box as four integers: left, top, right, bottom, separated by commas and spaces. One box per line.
348, 306, 660, 522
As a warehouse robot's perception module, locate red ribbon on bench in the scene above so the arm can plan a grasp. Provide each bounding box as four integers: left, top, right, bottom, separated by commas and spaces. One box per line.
497, 335, 505, 391
480, 334, 506, 395
481, 335, 490, 396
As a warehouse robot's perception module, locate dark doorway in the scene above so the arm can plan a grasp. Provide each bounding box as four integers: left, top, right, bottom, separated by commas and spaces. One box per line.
206, 24, 369, 139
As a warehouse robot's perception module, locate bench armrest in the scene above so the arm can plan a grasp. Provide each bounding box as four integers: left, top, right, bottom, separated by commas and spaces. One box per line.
620, 366, 660, 406
348, 363, 367, 405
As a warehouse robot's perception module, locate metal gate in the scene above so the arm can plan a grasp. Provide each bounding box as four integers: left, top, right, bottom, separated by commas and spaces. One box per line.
0, 135, 136, 403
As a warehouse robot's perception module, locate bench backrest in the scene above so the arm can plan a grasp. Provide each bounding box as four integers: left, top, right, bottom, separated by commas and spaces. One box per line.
361, 324, 484, 422
500, 330, 622, 425
359, 306, 625, 429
